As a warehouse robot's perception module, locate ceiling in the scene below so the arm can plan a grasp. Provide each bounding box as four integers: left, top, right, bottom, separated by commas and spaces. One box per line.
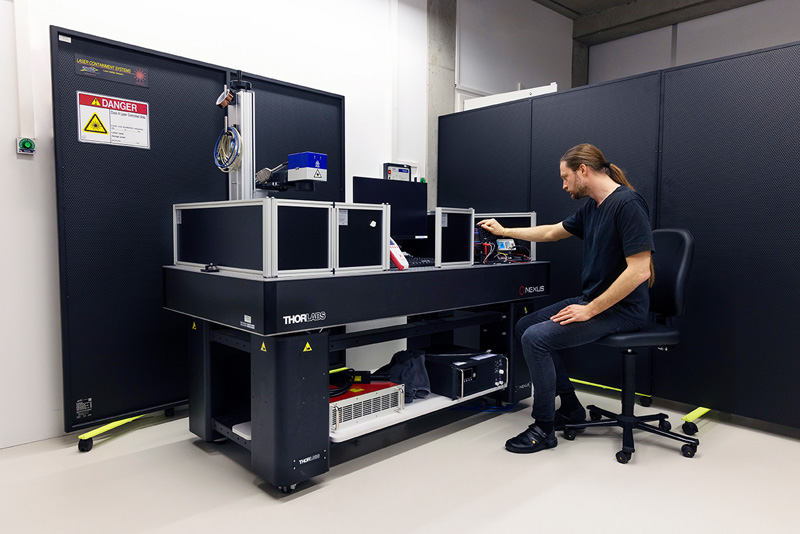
533, 0, 764, 46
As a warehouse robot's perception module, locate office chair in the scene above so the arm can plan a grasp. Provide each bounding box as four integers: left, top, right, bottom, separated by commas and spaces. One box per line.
563, 228, 700, 463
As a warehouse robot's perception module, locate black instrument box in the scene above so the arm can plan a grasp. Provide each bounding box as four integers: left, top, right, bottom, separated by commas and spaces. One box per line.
424, 349, 508, 400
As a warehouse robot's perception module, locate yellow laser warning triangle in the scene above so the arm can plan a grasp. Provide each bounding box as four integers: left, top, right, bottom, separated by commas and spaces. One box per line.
192, 322, 197, 330
83, 113, 108, 134
261, 342, 267, 352
303, 342, 312, 352
91, 98, 101, 106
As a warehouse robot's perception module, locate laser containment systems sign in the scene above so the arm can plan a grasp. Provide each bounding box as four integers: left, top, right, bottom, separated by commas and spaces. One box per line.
74, 55, 149, 87
76, 91, 150, 149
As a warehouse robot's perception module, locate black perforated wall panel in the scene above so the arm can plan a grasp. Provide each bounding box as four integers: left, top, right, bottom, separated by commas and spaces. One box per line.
250, 77, 344, 202
528, 74, 661, 391
438, 100, 531, 212
52, 27, 346, 431
658, 45, 800, 427
53, 29, 227, 431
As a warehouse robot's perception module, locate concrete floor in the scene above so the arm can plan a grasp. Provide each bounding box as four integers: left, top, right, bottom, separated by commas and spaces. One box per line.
2, 389, 799, 533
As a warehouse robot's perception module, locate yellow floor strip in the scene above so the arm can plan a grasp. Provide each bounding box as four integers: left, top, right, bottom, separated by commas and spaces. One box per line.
78, 415, 147, 441
570, 378, 652, 398
682, 407, 710, 422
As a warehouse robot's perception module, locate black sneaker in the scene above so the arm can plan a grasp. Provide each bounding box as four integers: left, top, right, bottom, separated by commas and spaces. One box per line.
554, 405, 587, 431
505, 424, 557, 454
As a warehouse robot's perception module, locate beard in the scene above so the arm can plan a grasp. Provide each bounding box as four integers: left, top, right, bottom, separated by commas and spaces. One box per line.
568, 181, 590, 200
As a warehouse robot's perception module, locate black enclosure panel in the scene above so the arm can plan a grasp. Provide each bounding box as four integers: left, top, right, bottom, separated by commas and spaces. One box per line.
52, 28, 347, 431
352, 177, 428, 239
527, 74, 662, 391
441, 213, 475, 263
250, 77, 344, 203
277, 206, 330, 271
52, 28, 227, 431
338, 209, 384, 268
438, 100, 532, 212
178, 205, 263, 270
658, 44, 800, 428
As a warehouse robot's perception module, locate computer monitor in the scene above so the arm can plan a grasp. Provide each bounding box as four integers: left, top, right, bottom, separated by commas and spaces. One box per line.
352, 176, 428, 240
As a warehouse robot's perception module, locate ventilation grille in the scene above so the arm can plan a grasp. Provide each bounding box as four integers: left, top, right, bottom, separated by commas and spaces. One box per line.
330, 385, 403, 432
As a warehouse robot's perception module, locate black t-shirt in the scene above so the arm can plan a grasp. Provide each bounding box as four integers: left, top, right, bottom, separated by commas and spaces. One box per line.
562, 186, 654, 324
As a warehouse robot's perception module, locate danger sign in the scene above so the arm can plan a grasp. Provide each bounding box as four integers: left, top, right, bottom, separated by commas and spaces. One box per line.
77, 91, 150, 149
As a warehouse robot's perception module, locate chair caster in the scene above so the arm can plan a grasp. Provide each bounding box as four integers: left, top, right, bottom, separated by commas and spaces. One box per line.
563, 429, 577, 441
682, 421, 698, 435
658, 419, 672, 432
616, 450, 632, 464
590, 411, 602, 421
78, 438, 93, 452
638, 396, 652, 407
681, 444, 697, 458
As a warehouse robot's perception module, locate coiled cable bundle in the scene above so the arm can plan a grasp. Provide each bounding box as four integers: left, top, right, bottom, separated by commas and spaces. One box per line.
213, 120, 241, 172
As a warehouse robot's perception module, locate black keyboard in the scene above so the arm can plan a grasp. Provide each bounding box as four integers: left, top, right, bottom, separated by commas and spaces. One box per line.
406, 256, 436, 268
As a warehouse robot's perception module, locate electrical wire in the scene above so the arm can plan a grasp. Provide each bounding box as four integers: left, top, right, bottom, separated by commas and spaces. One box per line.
329, 368, 356, 397
213, 123, 241, 172
482, 242, 496, 264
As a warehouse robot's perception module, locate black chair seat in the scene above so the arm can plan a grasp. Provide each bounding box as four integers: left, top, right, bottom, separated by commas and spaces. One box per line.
595, 323, 679, 348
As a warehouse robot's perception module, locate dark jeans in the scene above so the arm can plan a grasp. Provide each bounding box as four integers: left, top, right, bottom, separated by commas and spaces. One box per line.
515, 297, 641, 423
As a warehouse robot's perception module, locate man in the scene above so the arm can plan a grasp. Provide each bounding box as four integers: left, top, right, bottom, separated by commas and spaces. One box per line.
478, 143, 654, 454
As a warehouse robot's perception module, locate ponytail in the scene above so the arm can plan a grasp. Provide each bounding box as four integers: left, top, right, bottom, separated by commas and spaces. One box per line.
608, 163, 635, 191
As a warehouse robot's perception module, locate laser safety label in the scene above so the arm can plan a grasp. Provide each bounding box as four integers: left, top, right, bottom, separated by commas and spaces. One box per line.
77, 91, 150, 149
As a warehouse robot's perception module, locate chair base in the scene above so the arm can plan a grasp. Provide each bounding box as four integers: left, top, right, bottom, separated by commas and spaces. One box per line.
564, 404, 700, 463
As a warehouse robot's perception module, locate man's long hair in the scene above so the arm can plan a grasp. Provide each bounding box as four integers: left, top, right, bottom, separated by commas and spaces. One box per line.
560, 143, 655, 287
561, 143, 636, 190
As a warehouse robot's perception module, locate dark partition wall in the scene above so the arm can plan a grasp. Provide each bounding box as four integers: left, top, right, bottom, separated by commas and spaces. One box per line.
658, 44, 800, 428
250, 77, 344, 202
438, 100, 532, 212
52, 27, 345, 431
437, 43, 800, 429
437, 76, 661, 392
529, 73, 661, 308
52, 28, 227, 432
526, 73, 662, 391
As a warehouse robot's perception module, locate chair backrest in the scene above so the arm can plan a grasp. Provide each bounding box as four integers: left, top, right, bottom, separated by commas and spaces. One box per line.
649, 228, 694, 318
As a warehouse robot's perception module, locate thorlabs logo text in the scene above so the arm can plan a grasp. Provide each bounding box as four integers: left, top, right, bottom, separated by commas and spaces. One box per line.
519, 285, 545, 295
283, 311, 327, 325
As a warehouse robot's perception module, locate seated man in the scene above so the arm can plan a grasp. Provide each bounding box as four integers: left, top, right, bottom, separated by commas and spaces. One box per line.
478, 143, 654, 454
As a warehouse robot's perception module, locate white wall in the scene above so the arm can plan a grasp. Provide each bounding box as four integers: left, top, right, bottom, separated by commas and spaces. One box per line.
394, 0, 427, 179
589, 0, 800, 84
0, 0, 428, 449
589, 26, 673, 84
1, 0, 65, 450
456, 0, 572, 97
676, 0, 800, 65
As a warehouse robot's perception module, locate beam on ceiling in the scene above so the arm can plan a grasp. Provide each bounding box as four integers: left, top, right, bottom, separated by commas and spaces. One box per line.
533, 0, 582, 19
573, 0, 764, 46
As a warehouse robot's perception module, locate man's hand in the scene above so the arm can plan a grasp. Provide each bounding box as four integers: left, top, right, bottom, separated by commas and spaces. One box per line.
551, 303, 596, 325
477, 218, 506, 236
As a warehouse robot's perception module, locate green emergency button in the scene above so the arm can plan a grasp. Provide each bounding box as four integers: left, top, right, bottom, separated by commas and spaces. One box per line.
17, 137, 35, 154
